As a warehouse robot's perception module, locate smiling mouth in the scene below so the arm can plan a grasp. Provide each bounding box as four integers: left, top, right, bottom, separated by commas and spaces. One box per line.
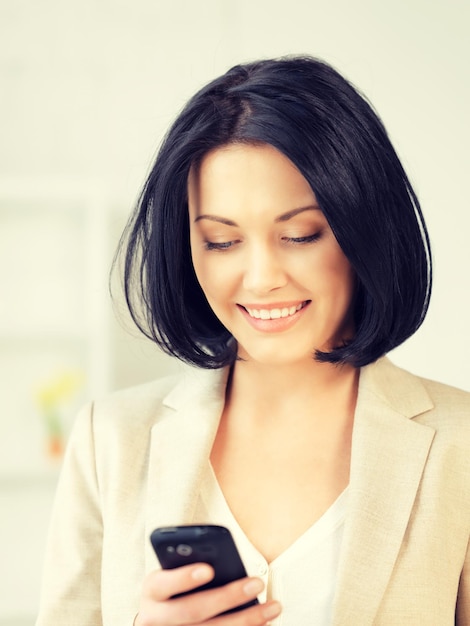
242, 301, 310, 320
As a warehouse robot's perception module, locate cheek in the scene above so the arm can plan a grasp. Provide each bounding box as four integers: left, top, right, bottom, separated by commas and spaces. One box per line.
334, 258, 355, 290
191, 251, 231, 302
318, 253, 355, 302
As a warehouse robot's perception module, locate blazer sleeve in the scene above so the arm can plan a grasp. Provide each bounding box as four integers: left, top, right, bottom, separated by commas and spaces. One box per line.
35, 402, 103, 626
456, 534, 470, 624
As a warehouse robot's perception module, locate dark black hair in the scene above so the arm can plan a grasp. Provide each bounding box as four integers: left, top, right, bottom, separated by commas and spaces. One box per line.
117, 55, 432, 369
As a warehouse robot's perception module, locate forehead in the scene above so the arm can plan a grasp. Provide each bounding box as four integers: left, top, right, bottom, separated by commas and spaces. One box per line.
188, 143, 315, 213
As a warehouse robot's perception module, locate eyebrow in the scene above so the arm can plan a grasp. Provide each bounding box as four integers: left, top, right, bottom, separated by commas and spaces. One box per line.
193, 205, 321, 226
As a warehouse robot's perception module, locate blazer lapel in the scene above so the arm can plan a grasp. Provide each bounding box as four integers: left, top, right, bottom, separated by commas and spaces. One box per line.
332, 358, 436, 625
143, 366, 230, 573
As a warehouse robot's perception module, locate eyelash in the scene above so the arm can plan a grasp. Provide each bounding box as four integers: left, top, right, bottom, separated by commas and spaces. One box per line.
204, 241, 237, 251
282, 233, 322, 244
203, 232, 322, 251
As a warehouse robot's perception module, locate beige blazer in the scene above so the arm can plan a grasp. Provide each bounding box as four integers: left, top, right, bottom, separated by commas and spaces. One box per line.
36, 357, 470, 625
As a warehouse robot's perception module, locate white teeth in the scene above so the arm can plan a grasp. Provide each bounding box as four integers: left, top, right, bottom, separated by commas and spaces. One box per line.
245, 302, 305, 320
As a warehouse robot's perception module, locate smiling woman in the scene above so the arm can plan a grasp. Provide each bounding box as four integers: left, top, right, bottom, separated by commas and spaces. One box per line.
36, 56, 470, 626
120, 57, 431, 371
188, 143, 356, 367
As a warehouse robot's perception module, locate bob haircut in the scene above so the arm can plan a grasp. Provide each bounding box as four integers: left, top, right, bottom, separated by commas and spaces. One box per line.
118, 55, 432, 369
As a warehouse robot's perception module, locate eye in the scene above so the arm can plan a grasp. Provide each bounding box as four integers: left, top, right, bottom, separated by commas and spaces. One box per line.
203, 240, 238, 251
282, 232, 322, 245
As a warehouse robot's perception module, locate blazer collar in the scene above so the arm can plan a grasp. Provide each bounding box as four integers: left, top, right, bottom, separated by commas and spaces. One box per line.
144, 366, 230, 572
332, 357, 436, 625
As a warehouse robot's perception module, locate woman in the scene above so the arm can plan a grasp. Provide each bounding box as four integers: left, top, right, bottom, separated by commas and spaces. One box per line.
36, 57, 470, 625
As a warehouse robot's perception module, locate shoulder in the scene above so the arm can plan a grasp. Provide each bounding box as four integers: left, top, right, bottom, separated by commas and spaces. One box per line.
362, 357, 470, 434
74, 365, 228, 439
418, 375, 470, 411
394, 358, 470, 440
65, 372, 182, 459
92, 372, 182, 426
413, 374, 470, 440
66, 365, 227, 478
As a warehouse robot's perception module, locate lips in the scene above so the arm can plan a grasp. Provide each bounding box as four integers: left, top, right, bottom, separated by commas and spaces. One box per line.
238, 300, 310, 331
244, 302, 307, 320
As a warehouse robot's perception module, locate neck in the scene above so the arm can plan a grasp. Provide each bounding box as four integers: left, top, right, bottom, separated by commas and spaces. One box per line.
226, 357, 359, 426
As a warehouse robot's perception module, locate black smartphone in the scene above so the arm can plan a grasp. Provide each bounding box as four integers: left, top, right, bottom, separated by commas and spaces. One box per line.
150, 524, 259, 614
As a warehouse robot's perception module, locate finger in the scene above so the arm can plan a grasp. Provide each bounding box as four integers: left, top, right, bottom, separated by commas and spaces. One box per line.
211, 600, 282, 626
143, 563, 214, 602
137, 599, 281, 626
154, 576, 268, 624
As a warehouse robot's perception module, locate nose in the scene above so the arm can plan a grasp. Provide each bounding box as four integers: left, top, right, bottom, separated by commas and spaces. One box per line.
242, 244, 288, 295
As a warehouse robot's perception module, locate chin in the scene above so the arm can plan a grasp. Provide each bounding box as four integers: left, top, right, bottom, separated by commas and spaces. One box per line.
237, 345, 317, 368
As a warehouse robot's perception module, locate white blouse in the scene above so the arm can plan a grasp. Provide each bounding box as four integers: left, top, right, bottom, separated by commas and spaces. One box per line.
193, 464, 348, 625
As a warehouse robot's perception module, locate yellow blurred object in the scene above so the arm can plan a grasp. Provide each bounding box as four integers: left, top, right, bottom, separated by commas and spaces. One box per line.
36, 371, 84, 410
34, 371, 84, 459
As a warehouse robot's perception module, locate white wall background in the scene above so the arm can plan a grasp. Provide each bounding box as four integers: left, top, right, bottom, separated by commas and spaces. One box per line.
2, 0, 469, 390
0, 0, 469, 623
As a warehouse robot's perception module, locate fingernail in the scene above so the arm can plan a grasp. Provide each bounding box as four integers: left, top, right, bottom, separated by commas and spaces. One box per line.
192, 565, 212, 581
263, 601, 282, 620
243, 578, 264, 596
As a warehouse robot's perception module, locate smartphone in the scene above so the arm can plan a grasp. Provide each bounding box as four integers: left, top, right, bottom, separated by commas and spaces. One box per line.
150, 524, 259, 614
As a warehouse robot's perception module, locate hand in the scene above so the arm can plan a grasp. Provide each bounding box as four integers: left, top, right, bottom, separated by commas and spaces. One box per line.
135, 563, 282, 625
